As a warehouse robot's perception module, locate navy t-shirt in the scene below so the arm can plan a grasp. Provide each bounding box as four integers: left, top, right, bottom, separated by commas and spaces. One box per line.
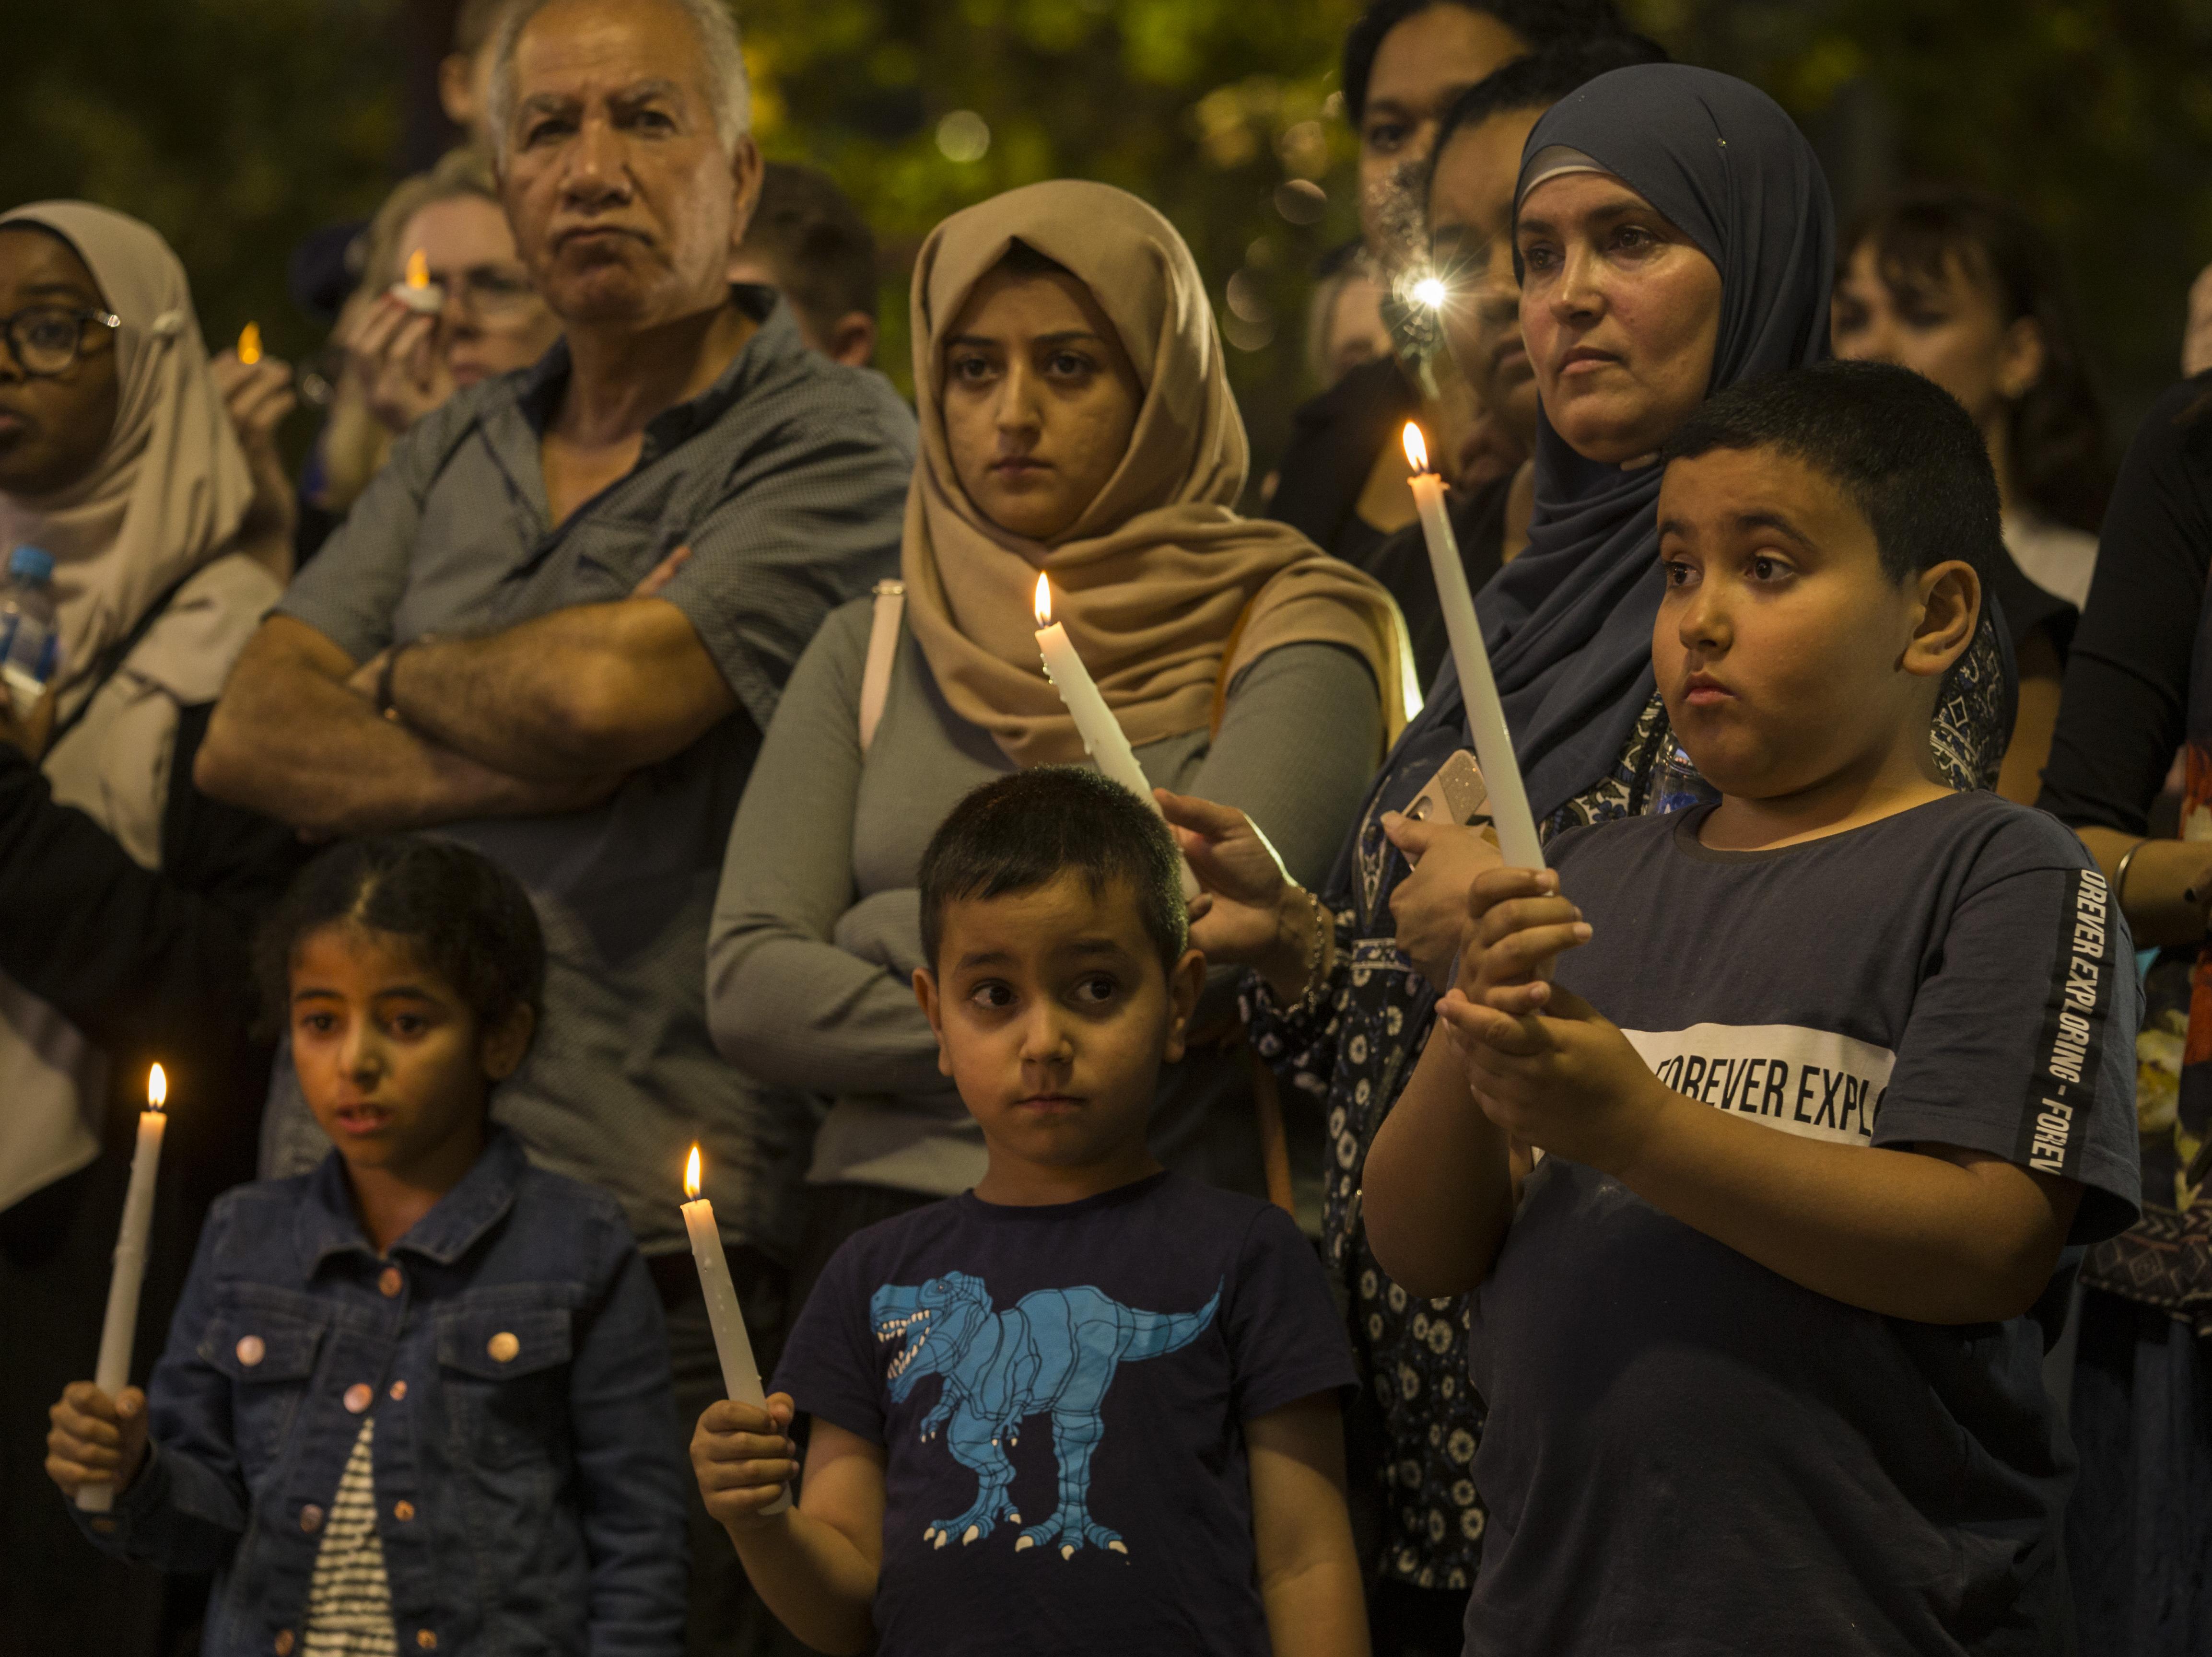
774, 1171, 1355, 1657
1465, 792, 2142, 1657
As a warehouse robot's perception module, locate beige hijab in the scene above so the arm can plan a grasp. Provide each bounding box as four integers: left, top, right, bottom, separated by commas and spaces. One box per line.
0, 202, 255, 716
901, 179, 1412, 765
0, 204, 275, 1214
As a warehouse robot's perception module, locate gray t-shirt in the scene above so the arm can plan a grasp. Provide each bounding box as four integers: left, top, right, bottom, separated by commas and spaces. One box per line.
1464, 792, 2142, 1657
707, 597, 1384, 1199
273, 291, 915, 1259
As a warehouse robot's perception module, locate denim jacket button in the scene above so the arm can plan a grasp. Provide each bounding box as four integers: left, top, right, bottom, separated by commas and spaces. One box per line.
273, 1633, 294, 1657
299, 1504, 324, 1534
344, 1383, 373, 1413
487, 1331, 520, 1363
379, 1267, 404, 1298
415, 1631, 438, 1650
235, 1335, 265, 1367
388, 1380, 408, 1402
394, 1499, 416, 1522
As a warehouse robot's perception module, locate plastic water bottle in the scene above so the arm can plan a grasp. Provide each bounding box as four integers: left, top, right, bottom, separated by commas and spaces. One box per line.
0, 546, 63, 714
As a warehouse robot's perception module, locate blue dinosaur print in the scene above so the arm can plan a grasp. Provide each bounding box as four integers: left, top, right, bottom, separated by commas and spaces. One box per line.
871, 1271, 1220, 1560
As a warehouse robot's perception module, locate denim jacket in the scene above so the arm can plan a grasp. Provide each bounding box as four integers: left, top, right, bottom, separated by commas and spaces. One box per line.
72, 1129, 687, 1656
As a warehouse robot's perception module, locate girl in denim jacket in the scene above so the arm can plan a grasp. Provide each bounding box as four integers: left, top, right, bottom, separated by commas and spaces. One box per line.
47, 837, 688, 1656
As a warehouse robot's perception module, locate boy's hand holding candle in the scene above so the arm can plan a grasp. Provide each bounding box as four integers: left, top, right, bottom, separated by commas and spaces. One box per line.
682, 1145, 790, 1514
1402, 423, 1544, 871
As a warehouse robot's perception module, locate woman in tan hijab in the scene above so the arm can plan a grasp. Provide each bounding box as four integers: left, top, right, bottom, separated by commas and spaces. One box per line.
709, 179, 1410, 1277
0, 203, 306, 1654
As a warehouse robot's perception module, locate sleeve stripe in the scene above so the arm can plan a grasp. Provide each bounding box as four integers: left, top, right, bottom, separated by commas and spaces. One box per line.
2017, 865, 2116, 1180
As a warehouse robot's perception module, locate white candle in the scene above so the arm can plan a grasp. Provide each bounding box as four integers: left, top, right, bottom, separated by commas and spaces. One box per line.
78, 1064, 168, 1513
1402, 424, 1544, 870
387, 248, 446, 316
682, 1146, 789, 1515
1032, 575, 1202, 902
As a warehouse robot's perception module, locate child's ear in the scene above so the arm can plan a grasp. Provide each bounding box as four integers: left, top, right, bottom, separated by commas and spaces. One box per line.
913, 969, 953, 1079
1160, 948, 1206, 1065
479, 1004, 536, 1084
1904, 559, 1980, 680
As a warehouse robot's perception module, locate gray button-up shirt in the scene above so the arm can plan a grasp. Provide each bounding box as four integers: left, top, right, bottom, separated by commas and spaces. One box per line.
271, 289, 915, 1258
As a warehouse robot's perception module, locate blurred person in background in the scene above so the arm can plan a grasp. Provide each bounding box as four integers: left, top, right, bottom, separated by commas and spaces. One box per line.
1305, 240, 1396, 389
0, 203, 309, 1657
1832, 185, 2109, 802
1265, 0, 1632, 571
297, 144, 561, 562
438, 0, 527, 148
2035, 374, 2212, 1657
728, 160, 882, 368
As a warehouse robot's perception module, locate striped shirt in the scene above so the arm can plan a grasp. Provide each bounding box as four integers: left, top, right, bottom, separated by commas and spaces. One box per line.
270, 288, 916, 1258
303, 1419, 398, 1655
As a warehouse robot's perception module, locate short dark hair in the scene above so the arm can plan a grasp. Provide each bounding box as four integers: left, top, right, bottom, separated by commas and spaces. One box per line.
1341, 0, 1628, 125
1663, 360, 2002, 592
738, 161, 878, 337
255, 837, 547, 1039
1425, 34, 1670, 203
917, 769, 1188, 974
1839, 185, 2108, 533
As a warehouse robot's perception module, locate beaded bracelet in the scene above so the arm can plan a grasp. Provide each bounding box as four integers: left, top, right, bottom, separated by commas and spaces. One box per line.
1284, 887, 1331, 1020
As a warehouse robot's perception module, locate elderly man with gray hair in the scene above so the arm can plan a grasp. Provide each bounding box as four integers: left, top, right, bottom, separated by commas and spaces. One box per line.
198, 1, 913, 1645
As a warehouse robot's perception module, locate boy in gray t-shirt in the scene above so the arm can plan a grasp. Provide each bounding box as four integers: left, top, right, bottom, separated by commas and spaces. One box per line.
1365, 361, 2142, 1656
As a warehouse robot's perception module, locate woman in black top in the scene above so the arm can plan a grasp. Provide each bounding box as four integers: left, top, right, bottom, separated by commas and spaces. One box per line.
2037, 376, 2212, 1657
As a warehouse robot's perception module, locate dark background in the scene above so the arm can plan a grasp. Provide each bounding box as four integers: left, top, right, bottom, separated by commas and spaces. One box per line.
2, 0, 2202, 472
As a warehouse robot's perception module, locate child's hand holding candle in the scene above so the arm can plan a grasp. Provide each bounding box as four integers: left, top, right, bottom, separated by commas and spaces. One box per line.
682, 1145, 789, 1514
1402, 423, 1544, 870
76, 1064, 168, 1512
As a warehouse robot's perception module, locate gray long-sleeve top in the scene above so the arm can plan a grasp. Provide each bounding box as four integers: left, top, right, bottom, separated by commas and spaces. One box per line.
706, 596, 1383, 1199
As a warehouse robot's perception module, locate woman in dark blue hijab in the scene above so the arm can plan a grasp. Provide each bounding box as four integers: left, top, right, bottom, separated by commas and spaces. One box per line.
1167, 61, 2017, 1651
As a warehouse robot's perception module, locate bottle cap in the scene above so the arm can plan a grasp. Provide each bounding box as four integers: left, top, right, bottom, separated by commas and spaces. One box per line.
9, 546, 54, 584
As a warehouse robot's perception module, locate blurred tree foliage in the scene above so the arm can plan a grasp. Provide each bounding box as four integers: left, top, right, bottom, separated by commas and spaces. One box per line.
0, 0, 402, 364
1, 0, 2208, 473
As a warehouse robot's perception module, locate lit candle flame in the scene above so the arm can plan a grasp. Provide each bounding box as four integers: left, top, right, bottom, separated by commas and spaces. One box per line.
147, 1063, 167, 1112
684, 1144, 702, 1201
1402, 421, 1431, 474
1412, 275, 1448, 310
1033, 572, 1053, 628
236, 323, 262, 366
405, 248, 431, 290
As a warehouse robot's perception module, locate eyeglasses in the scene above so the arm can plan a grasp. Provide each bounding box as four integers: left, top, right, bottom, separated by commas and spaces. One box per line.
422, 267, 542, 322
0, 306, 121, 376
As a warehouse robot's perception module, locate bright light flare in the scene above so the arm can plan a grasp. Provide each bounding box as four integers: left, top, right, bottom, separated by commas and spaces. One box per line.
404, 248, 431, 290
1034, 572, 1053, 628
1412, 275, 1448, 310
684, 1144, 702, 1200
1402, 421, 1432, 474
236, 323, 262, 365
147, 1063, 167, 1112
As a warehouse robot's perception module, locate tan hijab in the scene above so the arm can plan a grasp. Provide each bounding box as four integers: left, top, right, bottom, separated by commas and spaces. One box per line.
0, 202, 255, 715
901, 179, 1412, 765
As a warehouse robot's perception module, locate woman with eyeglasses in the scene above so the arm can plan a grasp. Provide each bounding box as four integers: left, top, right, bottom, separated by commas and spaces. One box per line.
0, 202, 309, 1655
298, 146, 561, 559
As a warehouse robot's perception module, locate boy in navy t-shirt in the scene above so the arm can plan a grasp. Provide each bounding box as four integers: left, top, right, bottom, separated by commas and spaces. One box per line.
690, 767, 1364, 1657
1365, 361, 2142, 1656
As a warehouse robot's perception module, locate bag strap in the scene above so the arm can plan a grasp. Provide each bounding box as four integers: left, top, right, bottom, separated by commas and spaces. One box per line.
47, 568, 199, 751
858, 579, 905, 752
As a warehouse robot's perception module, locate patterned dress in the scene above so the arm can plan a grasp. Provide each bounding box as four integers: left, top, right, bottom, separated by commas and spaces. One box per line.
302, 1418, 399, 1655
1244, 623, 2010, 1594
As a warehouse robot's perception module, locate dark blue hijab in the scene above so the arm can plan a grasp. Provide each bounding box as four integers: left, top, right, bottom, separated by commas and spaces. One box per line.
1432, 64, 1835, 822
